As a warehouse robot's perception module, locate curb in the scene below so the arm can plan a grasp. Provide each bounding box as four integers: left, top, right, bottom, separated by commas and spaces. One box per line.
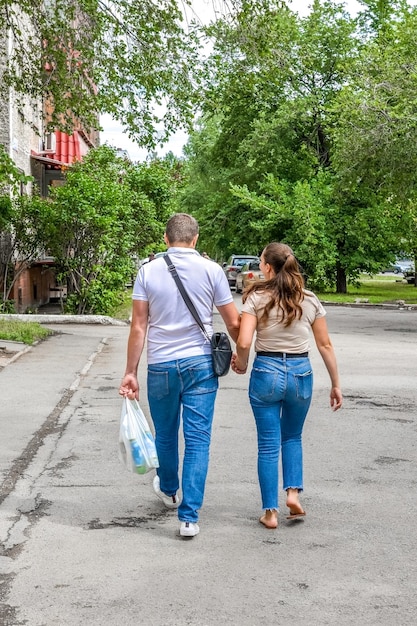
0, 341, 35, 369
0, 314, 129, 325
321, 301, 417, 311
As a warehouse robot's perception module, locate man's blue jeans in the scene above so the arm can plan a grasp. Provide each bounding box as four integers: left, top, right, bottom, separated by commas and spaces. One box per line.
147, 355, 218, 523
248, 355, 313, 511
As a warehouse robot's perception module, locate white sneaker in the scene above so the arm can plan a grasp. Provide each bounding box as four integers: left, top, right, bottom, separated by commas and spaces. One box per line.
180, 522, 200, 537
153, 475, 180, 509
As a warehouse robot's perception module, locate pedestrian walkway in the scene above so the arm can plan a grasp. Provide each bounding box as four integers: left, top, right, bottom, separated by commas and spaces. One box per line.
0, 322, 128, 500
1, 308, 417, 625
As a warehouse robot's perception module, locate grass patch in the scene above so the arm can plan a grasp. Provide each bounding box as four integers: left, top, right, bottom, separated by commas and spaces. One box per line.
316, 275, 417, 304
0, 320, 54, 345
114, 291, 133, 321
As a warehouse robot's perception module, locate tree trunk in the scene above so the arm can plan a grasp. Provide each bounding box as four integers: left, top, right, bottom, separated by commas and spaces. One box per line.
413, 253, 417, 287
336, 262, 347, 294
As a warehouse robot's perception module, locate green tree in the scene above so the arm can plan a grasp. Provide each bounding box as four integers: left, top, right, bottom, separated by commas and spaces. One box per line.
180, 116, 253, 259
27, 146, 183, 315
0, 144, 37, 311
230, 172, 337, 289
0, 0, 200, 146
126, 156, 185, 254
332, 1, 417, 282
183, 2, 362, 277
1, 146, 184, 314
0, 194, 46, 311
182, 0, 412, 290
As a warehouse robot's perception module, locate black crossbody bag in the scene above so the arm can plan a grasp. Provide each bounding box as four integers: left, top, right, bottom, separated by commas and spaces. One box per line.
164, 254, 232, 377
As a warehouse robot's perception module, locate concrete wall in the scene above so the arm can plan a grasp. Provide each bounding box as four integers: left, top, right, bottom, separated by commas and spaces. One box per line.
0, 23, 10, 152
0, 15, 43, 184
8, 91, 42, 182
1, 17, 45, 312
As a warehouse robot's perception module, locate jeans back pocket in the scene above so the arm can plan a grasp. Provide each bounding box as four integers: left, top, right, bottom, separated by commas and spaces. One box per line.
294, 370, 313, 400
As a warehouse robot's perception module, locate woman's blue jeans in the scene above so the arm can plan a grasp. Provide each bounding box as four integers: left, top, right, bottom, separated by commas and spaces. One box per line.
249, 355, 313, 511
147, 355, 218, 523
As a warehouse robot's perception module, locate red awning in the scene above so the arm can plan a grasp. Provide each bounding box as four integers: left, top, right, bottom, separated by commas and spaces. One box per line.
51, 130, 82, 164
31, 130, 83, 166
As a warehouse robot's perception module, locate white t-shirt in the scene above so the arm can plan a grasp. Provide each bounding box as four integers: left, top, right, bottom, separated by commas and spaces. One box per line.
241, 289, 326, 354
132, 247, 233, 363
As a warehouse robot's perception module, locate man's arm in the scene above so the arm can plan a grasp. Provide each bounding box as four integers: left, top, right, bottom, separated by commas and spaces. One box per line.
231, 311, 257, 374
119, 299, 149, 400
216, 301, 241, 343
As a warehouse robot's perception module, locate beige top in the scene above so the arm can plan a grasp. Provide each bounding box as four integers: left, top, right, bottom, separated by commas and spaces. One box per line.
241, 289, 326, 354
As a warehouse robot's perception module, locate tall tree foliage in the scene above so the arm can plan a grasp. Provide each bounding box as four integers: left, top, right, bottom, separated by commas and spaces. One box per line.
182, 0, 413, 291
333, 2, 417, 281
184, 1, 361, 283
181, 116, 254, 259
0, 0, 200, 145
41, 147, 182, 314
0, 144, 35, 310
0, 195, 46, 310
0, 146, 183, 314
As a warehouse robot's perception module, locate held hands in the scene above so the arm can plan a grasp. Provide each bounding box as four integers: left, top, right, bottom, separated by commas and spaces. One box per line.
119, 374, 139, 400
231, 353, 248, 375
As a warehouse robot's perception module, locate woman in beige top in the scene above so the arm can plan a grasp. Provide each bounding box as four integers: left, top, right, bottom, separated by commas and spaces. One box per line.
232, 242, 343, 529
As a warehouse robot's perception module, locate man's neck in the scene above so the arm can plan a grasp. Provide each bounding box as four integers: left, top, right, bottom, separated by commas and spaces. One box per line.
167, 242, 196, 249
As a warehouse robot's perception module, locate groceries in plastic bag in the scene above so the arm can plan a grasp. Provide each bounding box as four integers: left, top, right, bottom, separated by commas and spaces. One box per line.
119, 398, 159, 474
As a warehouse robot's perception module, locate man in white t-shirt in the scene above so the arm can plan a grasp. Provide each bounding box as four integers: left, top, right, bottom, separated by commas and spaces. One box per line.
119, 213, 240, 538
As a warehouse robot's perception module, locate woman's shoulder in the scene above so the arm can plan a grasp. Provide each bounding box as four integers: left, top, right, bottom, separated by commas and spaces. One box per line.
245, 287, 270, 302
303, 289, 317, 299
302, 289, 326, 315
242, 287, 270, 310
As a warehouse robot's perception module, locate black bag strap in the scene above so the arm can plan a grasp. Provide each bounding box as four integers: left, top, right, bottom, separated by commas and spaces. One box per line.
164, 254, 210, 342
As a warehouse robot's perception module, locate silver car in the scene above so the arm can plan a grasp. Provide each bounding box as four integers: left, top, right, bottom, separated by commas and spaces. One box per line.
223, 254, 259, 288
235, 260, 264, 293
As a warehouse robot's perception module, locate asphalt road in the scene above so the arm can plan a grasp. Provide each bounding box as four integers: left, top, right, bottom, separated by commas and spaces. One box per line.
1, 300, 417, 625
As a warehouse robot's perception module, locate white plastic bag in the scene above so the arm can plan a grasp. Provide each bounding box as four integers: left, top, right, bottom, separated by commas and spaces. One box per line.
118, 398, 159, 474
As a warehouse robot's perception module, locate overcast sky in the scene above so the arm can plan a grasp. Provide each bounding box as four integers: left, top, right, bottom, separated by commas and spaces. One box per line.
100, 0, 362, 162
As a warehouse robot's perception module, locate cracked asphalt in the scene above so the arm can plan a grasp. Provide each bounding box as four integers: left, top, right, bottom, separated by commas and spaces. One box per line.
1, 301, 417, 626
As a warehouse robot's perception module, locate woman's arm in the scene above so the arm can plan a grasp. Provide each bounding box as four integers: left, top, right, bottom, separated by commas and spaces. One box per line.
232, 312, 257, 374
311, 316, 343, 411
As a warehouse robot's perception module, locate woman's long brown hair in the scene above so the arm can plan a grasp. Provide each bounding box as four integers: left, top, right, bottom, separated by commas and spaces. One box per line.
243, 242, 304, 327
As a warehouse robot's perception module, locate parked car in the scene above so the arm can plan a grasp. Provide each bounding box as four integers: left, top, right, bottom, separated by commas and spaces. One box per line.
235, 260, 265, 293
381, 263, 402, 274
222, 254, 259, 288
381, 259, 414, 274
396, 259, 414, 274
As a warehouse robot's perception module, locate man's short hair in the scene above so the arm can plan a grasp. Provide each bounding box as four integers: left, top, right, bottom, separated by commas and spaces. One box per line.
165, 213, 199, 244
